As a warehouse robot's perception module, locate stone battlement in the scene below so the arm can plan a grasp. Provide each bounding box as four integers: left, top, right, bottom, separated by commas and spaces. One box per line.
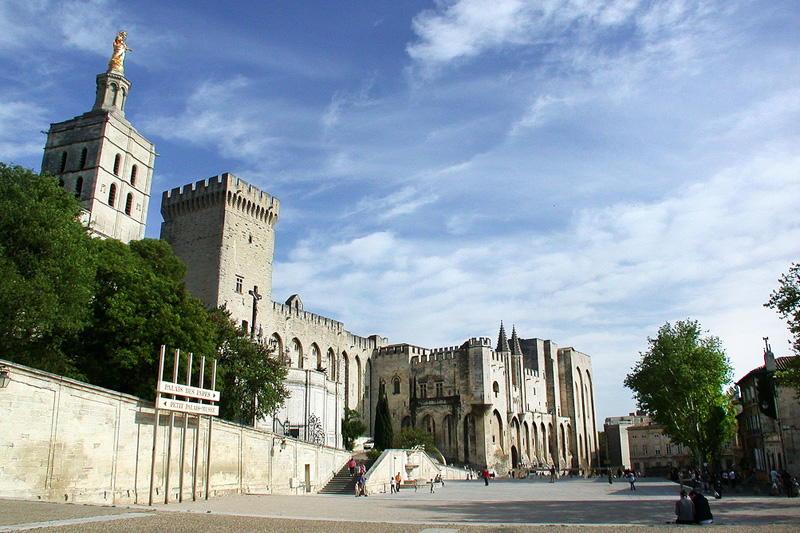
161, 173, 279, 226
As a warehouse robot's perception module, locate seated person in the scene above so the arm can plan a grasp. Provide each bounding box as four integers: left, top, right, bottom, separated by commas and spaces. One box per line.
689, 490, 713, 524
674, 489, 695, 524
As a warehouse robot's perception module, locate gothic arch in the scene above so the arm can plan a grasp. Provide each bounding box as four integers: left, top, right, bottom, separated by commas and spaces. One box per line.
422, 414, 435, 439
311, 343, 321, 369
291, 337, 303, 369
442, 414, 455, 457
343, 351, 350, 409
355, 355, 362, 411
269, 333, 284, 359
492, 410, 504, 450
326, 348, 336, 381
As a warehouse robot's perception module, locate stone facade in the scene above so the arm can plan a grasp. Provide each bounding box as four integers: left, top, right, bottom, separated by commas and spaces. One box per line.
369, 325, 598, 473
40, 49, 597, 475
0, 359, 349, 503
160, 176, 387, 449
42, 70, 155, 243
736, 350, 800, 475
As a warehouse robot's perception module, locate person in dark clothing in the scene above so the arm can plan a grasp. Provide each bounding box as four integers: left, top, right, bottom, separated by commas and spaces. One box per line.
483, 469, 490, 486
689, 490, 713, 524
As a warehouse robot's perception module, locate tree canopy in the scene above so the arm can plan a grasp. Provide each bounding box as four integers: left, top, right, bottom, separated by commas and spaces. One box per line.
341, 408, 367, 451
0, 163, 95, 376
624, 319, 736, 469
0, 163, 288, 424
765, 262, 800, 392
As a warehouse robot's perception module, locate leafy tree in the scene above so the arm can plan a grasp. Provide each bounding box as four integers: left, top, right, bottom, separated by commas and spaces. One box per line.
373, 384, 393, 450
624, 319, 736, 470
73, 238, 216, 398
395, 426, 436, 451
765, 263, 800, 392
0, 164, 95, 377
341, 408, 367, 450
210, 306, 289, 424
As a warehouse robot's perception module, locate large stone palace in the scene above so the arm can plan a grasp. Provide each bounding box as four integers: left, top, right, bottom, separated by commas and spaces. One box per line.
40, 34, 598, 473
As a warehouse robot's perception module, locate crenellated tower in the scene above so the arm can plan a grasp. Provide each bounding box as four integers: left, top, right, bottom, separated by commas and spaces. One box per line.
160, 173, 279, 332
41, 31, 155, 243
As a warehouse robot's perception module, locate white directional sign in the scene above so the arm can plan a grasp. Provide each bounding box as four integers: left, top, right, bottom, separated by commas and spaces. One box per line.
157, 380, 220, 402
157, 397, 219, 416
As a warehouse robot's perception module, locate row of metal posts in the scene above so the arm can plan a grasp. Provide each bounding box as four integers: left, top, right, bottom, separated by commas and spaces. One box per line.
148, 345, 217, 505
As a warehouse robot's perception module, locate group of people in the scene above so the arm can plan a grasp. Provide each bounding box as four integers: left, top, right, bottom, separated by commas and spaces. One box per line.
770, 468, 799, 497
350, 458, 369, 497
606, 468, 637, 490
674, 489, 713, 524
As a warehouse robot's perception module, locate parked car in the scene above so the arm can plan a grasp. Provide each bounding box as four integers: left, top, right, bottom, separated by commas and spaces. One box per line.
363, 440, 375, 450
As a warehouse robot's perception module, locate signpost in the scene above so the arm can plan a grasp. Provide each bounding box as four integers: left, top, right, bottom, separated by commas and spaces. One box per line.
149, 346, 219, 506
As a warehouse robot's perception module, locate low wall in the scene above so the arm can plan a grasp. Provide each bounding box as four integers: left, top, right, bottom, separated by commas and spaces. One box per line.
364, 449, 468, 494
0, 360, 349, 504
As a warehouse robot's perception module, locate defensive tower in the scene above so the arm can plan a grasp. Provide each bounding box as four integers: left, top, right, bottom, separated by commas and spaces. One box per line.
160, 173, 280, 332
41, 31, 155, 243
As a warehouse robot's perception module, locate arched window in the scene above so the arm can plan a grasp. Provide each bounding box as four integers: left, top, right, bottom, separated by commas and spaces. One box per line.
79, 147, 88, 169
423, 415, 435, 436
130, 164, 137, 186
59, 151, 68, 173
124, 193, 133, 215
108, 183, 117, 206
291, 338, 303, 368
311, 344, 321, 370
74, 176, 83, 198
493, 381, 500, 398
269, 333, 283, 356
113, 154, 121, 176
327, 348, 336, 381
392, 376, 401, 394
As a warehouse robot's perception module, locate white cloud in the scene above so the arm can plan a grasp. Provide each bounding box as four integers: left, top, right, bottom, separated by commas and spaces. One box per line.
0, 99, 48, 161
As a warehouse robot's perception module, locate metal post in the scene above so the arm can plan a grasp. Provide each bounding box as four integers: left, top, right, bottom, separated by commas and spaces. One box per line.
148, 345, 166, 506
179, 352, 192, 503
164, 349, 179, 504
192, 356, 205, 501
205, 359, 217, 500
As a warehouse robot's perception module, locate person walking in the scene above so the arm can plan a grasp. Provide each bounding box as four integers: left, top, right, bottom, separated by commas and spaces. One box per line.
628, 472, 636, 490
390, 476, 396, 494
430, 478, 436, 493
607, 468, 613, 484
348, 458, 356, 476
395, 472, 402, 492
483, 469, 490, 486
675, 489, 695, 524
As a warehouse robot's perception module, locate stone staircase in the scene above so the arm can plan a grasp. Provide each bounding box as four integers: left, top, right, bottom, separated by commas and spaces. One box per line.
318, 462, 359, 494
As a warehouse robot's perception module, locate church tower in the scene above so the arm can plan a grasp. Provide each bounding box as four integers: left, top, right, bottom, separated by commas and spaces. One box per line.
41, 31, 155, 243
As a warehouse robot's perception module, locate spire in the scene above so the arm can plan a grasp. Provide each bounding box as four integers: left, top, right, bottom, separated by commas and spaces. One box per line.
510, 325, 523, 355
496, 322, 510, 353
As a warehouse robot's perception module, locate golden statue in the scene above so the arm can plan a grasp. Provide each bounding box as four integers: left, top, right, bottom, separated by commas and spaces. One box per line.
107, 31, 131, 73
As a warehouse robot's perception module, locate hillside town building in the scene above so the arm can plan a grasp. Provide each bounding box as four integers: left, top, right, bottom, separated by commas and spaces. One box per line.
42, 33, 598, 474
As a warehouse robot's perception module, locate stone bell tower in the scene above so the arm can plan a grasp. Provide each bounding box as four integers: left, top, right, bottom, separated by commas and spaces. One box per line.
41, 31, 156, 243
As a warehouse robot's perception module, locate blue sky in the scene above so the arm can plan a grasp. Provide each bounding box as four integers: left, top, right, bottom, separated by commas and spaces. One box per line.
2, 0, 799, 426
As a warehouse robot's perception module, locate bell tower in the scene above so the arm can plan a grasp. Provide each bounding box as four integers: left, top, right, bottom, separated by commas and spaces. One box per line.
41, 31, 155, 243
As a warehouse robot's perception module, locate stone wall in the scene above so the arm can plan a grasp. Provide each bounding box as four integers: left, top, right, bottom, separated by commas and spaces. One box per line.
0, 359, 349, 504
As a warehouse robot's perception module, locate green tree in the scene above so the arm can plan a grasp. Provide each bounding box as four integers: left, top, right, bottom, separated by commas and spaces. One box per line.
0, 164, 95, 377
765, 262, 800, 392
210, 307, 289, 424
341, 408, 367, 450
373, 384, 393, 450
73, 238, 216, 398
395, 426, 436, 451
624, 319, 736, 470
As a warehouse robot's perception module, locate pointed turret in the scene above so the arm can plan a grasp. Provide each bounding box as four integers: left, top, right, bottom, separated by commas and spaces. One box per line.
496, 322, 510, 353
510, 325, 523, 355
